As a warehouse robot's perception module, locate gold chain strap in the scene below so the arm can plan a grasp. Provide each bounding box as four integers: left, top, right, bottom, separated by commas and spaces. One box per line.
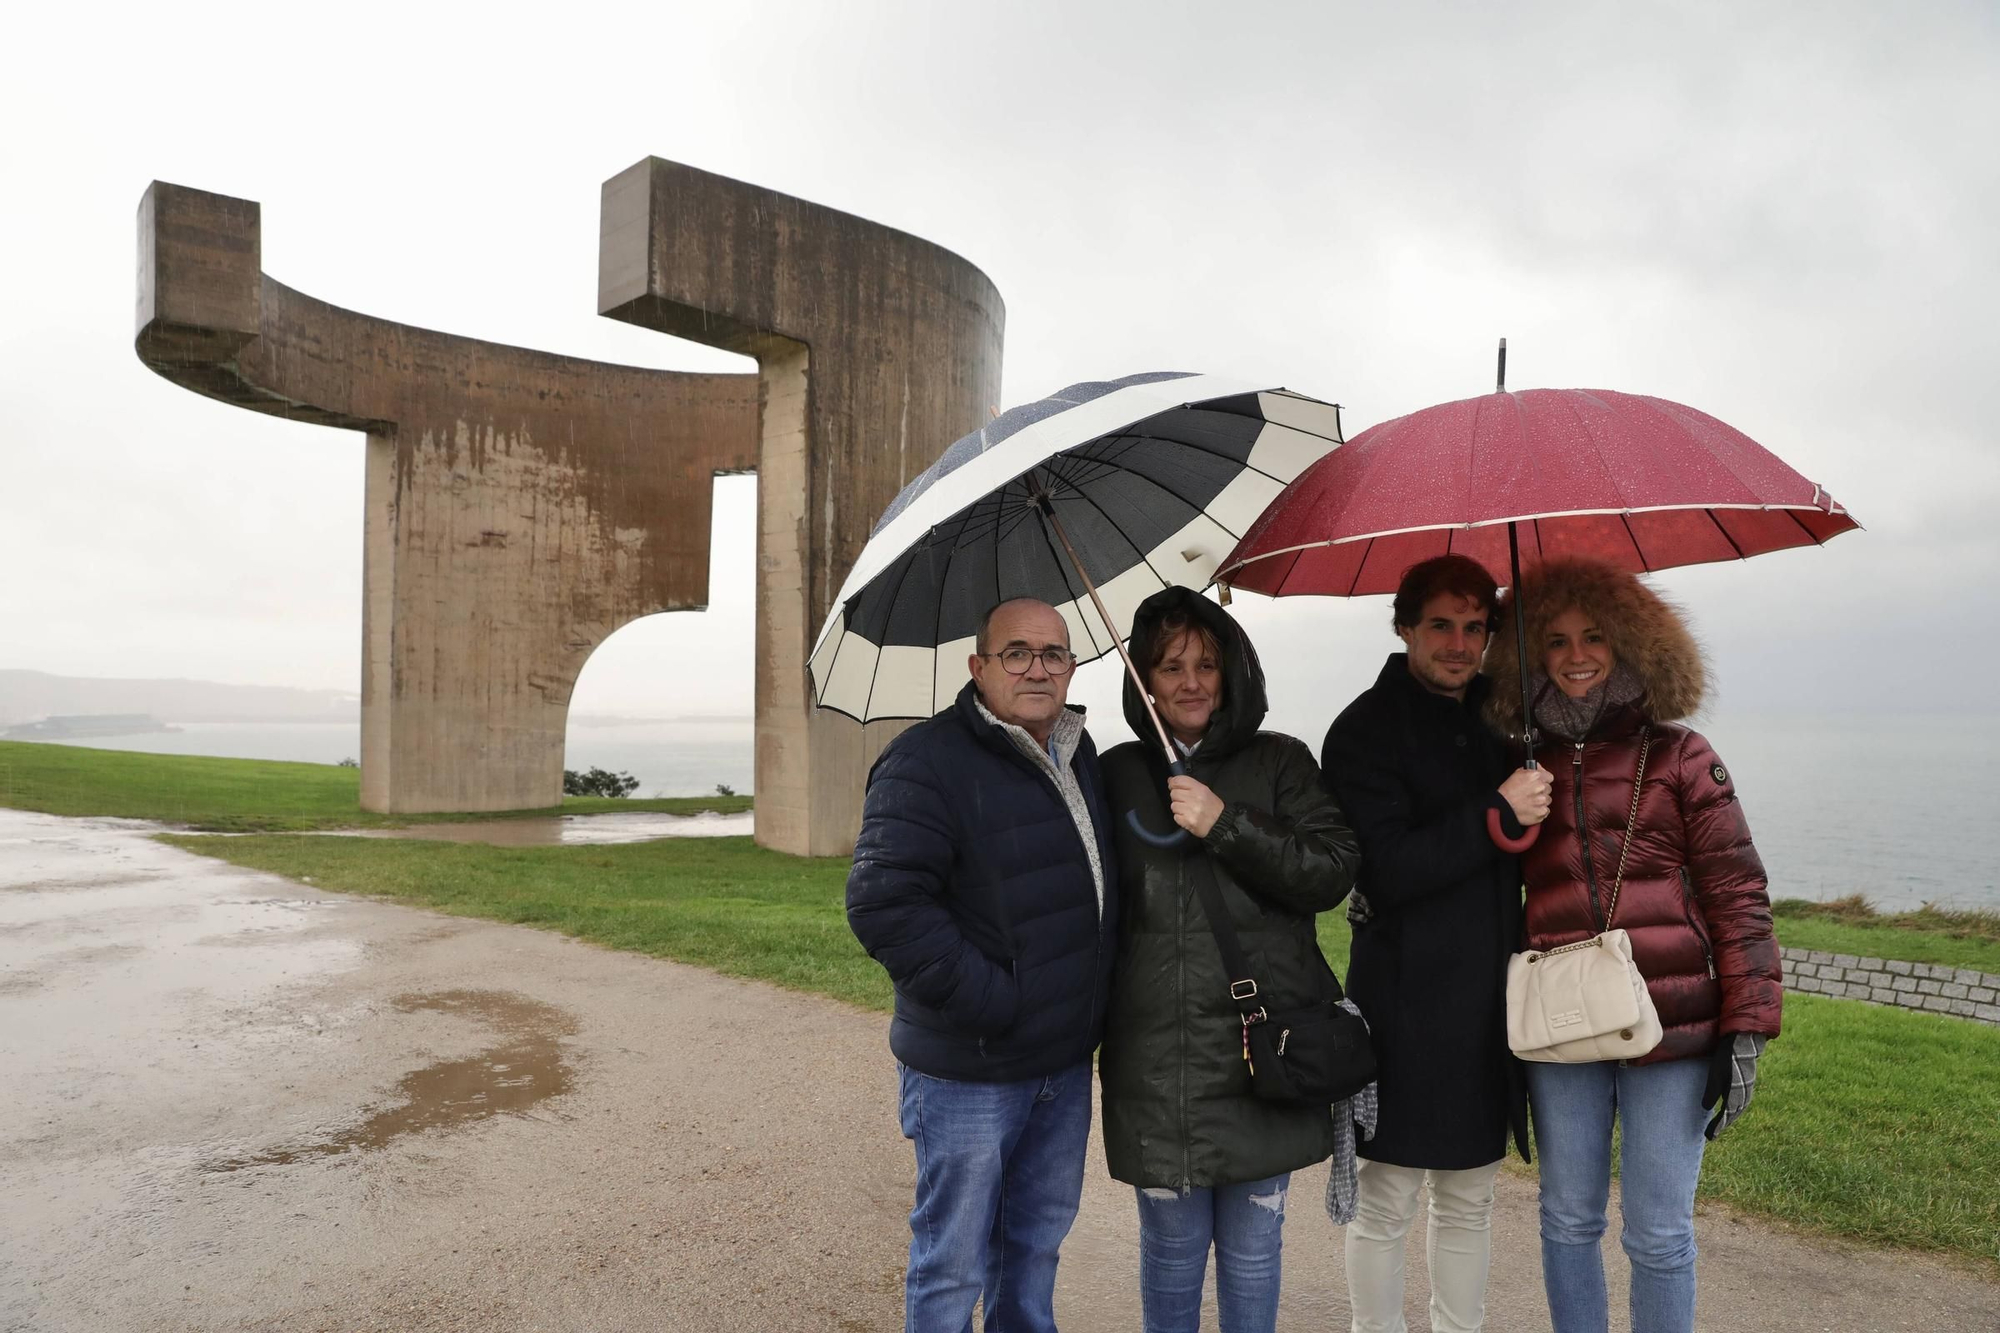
1602, 727, 1652, 928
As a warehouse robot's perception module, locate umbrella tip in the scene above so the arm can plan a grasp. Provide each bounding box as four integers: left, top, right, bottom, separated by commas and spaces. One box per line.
1496, 338, 1508, 393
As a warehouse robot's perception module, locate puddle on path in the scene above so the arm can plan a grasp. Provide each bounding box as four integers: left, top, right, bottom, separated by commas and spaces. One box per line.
205, 989, 578, 1173
327, 810, 753, 846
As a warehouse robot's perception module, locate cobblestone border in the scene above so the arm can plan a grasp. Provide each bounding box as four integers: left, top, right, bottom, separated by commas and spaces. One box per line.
1781, 947, 2000, 1025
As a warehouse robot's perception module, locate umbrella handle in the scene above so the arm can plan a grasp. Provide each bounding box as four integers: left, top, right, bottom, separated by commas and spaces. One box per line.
1486, 808, 1541, 853
1127, 758, 1195, 849
1127, 810, 1193, 849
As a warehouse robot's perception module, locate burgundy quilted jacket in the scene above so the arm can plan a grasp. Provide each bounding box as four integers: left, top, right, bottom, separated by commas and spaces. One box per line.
1522, 703, 1784, 1064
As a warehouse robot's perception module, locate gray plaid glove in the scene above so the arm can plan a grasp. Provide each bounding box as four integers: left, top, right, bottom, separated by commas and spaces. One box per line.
1346, 888, 1374, 929
1701, 1033, 1767, 1140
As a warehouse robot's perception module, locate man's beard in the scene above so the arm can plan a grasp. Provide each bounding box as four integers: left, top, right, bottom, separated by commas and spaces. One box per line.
1412, 654, 1476, 695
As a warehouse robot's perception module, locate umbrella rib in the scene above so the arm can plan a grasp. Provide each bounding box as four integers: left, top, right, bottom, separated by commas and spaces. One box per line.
815, 622, 859, 719
1785, 507, 1829, 548
992, 478, 1015, 628
1081, 423, 1303, 491
815, 626, 845, 705
945, 491, 1019, 547
929, 492, 1019, 712
929, 520, 962, 719
1163, 403, 1347, 451
1033, 507, 1111, 659
1619, 512, 1648, 569
859, 544, 931, 722
1703, 507, 1750, 562
1278, 546, 1306, 597
1049, 478, 1181, 606
1045, 448, 1256, 541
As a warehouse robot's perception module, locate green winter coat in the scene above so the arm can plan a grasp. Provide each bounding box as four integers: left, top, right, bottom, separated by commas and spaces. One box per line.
1099, 587, 1362, 1190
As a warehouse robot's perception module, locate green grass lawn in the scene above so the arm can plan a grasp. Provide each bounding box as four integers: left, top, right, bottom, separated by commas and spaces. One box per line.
1701, 992, 2000, 1266
0, 740, 750, 831
168, 828, 2000, 1271
1773, 896, 2000, 975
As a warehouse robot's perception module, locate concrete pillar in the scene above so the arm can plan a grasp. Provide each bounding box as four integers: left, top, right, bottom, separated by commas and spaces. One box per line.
598, 158, 1005, 856
135, 180, 761, 814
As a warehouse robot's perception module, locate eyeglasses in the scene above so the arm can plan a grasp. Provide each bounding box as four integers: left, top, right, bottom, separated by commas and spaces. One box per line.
980, 647, 1077, 676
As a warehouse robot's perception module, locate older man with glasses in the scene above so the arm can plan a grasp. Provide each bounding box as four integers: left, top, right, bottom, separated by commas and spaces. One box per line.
848, 596, 1119, 1333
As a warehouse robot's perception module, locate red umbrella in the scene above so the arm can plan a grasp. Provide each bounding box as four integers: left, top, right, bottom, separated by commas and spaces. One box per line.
1220, 389, 1856, 598
1218, 363, 1860, 848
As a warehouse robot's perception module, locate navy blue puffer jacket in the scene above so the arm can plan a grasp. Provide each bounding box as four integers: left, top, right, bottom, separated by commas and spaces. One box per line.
846, 680, 1119, 1082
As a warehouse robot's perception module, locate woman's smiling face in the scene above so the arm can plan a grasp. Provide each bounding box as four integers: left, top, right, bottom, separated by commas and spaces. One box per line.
1543, 606, 1614, 700
1148, 628, 1223, 745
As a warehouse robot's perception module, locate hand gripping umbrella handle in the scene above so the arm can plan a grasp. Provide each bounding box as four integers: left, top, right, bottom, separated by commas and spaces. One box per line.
1127, 759, 1194, 849
1486, 808, 1541, 853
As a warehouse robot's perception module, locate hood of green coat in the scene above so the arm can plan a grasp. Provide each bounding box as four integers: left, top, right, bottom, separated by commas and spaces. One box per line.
1120, 586, 1268, 763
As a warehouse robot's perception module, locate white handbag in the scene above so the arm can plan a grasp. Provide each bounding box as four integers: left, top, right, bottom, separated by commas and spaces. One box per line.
1507, 729, 1664, 1064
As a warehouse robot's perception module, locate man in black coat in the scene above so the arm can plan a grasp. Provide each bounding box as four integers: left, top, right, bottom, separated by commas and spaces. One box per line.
1320, 555, 1551, 1333
846, 597, 1117, 1333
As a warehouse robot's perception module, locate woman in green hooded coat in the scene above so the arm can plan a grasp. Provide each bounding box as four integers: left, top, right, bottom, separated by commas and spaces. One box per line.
1100, 585, 1362, 1333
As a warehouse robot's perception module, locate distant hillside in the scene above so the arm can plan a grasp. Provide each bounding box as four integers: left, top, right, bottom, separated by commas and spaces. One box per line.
0, 670, 358, 726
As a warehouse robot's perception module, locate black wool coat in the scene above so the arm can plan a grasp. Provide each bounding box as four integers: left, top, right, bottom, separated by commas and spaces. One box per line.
1100, 587, 1361, 1190
1320, 654, 1531, 1169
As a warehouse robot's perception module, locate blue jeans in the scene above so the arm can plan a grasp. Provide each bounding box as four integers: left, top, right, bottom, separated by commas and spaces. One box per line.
897, 1061, 1093, 1333
1526, 1057, 1711, 1333
1134, 1174, 1291, 1333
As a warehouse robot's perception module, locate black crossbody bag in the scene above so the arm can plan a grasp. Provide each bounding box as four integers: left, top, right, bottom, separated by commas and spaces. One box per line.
1190, 869, 1376, 1106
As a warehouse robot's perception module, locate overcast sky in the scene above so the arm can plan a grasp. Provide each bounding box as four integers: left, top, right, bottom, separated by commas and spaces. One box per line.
3, 1, 1995, 750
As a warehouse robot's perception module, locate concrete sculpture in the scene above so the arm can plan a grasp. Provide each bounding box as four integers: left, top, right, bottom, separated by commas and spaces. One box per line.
136, 163, 1001, 853
598, 158, 1004, 854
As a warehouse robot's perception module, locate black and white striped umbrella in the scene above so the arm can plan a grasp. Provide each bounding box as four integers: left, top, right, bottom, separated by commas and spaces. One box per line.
809, 371, 1345, 722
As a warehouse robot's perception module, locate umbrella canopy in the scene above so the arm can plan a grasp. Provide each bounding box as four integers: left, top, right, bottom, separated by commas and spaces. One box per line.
1219, 388, 1859, 597
809, 371, 1344, 722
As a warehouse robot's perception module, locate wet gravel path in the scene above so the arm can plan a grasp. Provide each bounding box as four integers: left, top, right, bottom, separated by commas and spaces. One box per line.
2, 809, 1994, 1331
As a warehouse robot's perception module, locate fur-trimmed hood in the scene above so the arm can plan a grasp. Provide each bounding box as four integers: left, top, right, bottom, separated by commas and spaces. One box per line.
1483, 558, 1706, 732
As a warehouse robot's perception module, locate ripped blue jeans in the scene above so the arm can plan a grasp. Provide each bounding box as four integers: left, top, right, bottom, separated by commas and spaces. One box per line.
1134, 1172, 1291, 1333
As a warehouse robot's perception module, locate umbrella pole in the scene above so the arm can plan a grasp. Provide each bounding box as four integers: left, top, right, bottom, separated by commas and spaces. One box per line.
1486, 519, 1543, 853
1508, 520, 1538, 775
1036, 497, 1194, 850
1035, 497, 1180, 765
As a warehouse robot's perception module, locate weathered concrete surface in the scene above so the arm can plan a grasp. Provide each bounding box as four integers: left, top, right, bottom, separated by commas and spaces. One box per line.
135, 181, 762, 817
4, 807, 1995, 1332
600, 159, 1006, 857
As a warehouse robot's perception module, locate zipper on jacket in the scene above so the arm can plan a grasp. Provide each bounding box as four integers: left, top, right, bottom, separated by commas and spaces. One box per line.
1679, 866, 1717, 979
1023, 745, 1105, 1068
1084, 926, 1104, 1069
1574, 743, 1604, 932
1177, 851, 1191, 1189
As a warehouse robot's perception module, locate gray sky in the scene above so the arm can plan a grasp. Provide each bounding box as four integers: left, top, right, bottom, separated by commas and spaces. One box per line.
3, 1, 1995, 748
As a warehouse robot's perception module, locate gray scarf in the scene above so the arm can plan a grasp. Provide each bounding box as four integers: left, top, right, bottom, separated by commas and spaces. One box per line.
1530, 661, 1645, 743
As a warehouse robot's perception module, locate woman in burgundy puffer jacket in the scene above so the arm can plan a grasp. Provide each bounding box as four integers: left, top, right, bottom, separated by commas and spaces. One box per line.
1485, 558, 1781, 1333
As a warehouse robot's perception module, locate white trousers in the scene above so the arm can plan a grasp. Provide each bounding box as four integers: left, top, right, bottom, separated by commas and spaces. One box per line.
1344, 1157, 1502, 1333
